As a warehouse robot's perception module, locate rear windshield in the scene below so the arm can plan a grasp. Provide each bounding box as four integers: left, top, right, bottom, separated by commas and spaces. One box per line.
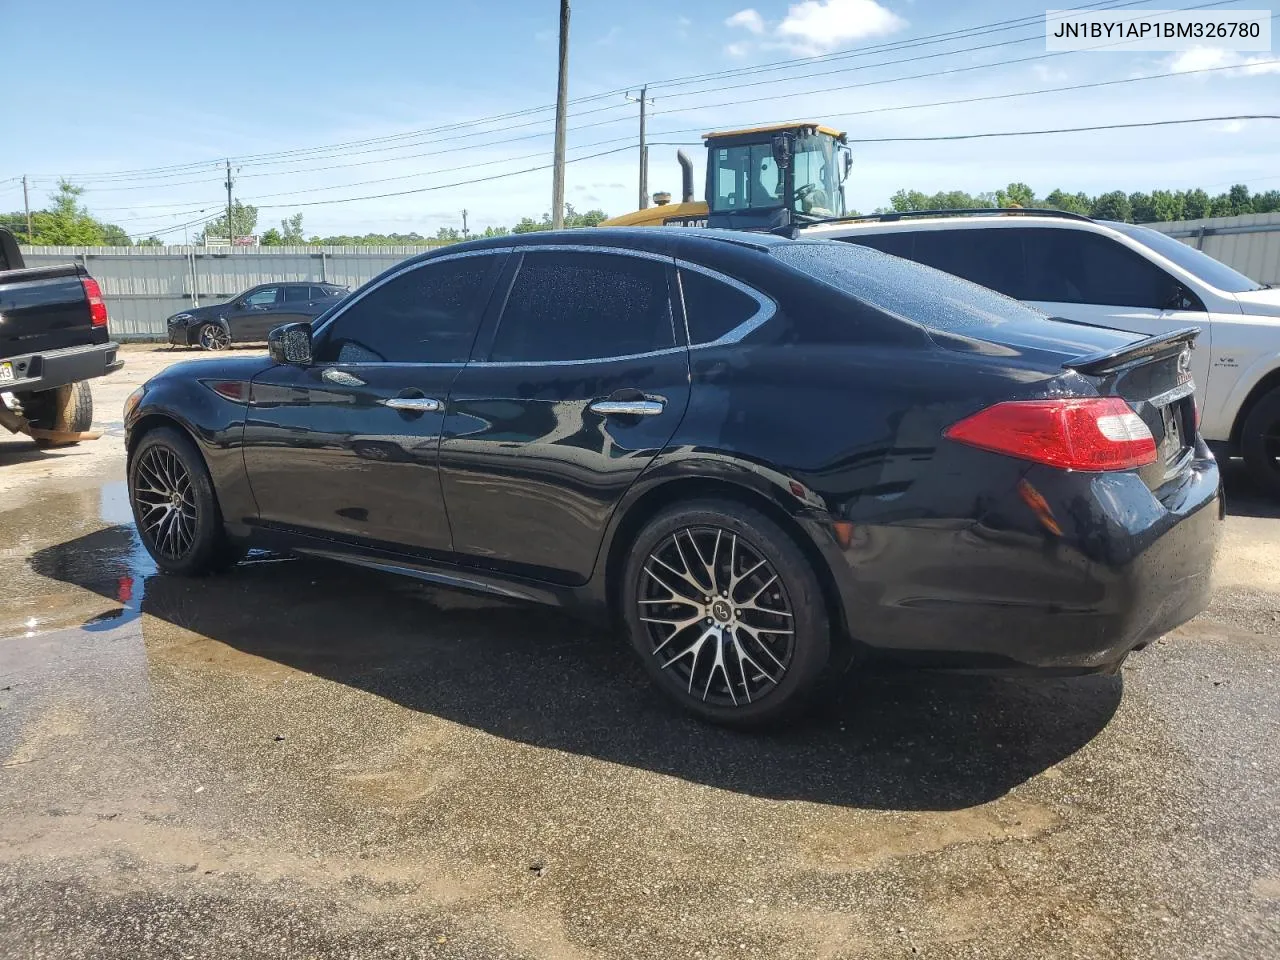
771, 240, 1049, 333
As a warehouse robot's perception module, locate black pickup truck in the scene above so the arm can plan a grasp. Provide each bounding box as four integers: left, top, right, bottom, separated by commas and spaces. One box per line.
0, 227, 121, 446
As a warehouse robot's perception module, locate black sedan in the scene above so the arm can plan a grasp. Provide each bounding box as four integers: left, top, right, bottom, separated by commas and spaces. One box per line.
166, 281, 347, 350
124, 228, 1221, 726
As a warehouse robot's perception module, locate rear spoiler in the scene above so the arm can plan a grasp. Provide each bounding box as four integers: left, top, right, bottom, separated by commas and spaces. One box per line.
1063, 327, 1200, 376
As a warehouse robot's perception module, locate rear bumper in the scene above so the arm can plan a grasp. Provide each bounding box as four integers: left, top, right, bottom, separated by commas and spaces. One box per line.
2, 342, 122, 395
814, 452, 1223, 672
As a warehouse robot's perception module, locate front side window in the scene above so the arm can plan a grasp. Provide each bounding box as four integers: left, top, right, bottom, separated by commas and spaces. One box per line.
315, 255, 496, 364
1022, 229, 1176, 308
710, 144, 782, 214
489, 251, 674, 362
244, 287, 279, 307
1110, 222, 1263, 293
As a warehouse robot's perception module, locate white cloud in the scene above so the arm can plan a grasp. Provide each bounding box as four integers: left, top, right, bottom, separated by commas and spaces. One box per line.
1167, 47, 1280, 77
726, 9, 765, 35
776, 0, 906, 54
725, 41, 751, 57
1032, 64, 1069, 83
1218, 120, 1245, 134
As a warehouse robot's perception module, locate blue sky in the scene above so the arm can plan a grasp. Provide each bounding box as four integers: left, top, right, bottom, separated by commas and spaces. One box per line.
1, 0, 1277, 239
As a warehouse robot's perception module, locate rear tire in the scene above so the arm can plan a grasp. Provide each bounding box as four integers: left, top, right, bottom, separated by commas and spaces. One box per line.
1241, 387, 1280, 499
620, 498, 832, 728
27, 381, 93, 448
128, 426, 244, 575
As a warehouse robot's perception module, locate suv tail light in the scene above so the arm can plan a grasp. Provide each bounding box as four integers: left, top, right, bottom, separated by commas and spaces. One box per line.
944, 397, 1157, 471
82, 277, 108, 327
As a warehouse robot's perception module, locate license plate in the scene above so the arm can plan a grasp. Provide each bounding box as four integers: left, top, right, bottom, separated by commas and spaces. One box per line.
0, 362, 13, 383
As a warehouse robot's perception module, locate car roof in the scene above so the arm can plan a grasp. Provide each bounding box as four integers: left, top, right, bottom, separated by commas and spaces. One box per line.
401, 226, 792, 268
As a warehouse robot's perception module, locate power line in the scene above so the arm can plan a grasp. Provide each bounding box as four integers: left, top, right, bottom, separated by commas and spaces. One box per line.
847, 115, 1280, 143
2, 0, 1166, 186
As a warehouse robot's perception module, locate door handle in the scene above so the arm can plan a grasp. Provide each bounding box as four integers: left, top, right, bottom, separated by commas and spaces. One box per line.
380, 396, 442, 412
588, 398, 665, 417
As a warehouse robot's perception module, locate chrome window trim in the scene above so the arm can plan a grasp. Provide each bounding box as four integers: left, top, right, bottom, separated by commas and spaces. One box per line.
312, 247, 512, 342
674, 259, 777, 348
472, 244, 679, 366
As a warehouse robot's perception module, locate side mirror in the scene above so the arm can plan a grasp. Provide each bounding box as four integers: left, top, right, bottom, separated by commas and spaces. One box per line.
771, 134, 793, 170
233, 299, 247, 310
841, 148, 853, 182
268, 322, 313, 365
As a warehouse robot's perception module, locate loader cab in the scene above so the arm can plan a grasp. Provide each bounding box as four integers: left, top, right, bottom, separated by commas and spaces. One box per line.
704, 123, 851, 231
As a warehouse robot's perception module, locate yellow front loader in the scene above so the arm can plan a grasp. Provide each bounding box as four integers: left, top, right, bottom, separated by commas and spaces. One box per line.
601, 122, 852, 232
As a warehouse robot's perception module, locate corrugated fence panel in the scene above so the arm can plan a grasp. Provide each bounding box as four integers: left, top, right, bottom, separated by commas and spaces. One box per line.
17, 244, 450, 339
1148, 212, 1280, 286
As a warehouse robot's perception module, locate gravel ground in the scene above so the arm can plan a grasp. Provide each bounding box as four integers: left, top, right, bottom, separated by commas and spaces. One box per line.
1, 347, 1277, 959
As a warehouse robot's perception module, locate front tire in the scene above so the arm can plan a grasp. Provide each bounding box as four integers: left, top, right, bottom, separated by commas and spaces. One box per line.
620, 499, 832, 728
1241, 387, 1280, 499
197, 322, 230, 351
128, 426, 243, 575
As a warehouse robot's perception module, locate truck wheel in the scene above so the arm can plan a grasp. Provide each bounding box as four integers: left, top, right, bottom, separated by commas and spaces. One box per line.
197, 322, 230, 351
1241, 387, 1280, 498
27, 381, 94, 448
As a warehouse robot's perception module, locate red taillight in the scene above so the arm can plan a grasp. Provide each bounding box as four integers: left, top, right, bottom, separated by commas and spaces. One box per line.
944, 397, 1157, 471
82, 277, 108, 327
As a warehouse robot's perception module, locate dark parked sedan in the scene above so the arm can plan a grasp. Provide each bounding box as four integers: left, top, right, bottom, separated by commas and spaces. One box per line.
124, 228, 1221, 726
166, 281, 347, 350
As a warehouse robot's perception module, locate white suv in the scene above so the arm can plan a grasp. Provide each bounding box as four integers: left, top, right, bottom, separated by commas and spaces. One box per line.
805, 211, 1280, 496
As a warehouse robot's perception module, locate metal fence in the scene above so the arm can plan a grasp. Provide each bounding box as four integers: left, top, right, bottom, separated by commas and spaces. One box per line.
20, 215, 1280, 339
17, 244, 451, 340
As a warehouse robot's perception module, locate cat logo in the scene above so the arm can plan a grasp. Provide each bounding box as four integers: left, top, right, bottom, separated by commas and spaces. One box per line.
662, 217, 708, 228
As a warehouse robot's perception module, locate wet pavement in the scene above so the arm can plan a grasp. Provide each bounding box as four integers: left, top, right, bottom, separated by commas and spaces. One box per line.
1, 350, 1279, 959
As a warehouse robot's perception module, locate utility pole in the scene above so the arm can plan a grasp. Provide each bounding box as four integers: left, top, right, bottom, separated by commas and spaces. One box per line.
461, 208, 469, 238
625, 86, 653, 209
224, 160, 234, 245
551, 0, 570, 229
22, 176, 32, 239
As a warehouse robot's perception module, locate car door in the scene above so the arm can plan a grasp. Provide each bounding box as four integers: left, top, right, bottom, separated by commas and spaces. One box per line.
1019, 227, 1213, 404
439, 246, 691, 585
232, 285, 283, 341
241, 250, 507, 553
274, 283, 319, 328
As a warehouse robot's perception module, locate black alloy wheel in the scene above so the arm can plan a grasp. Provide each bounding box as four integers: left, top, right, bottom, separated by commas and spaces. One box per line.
128, 427, 244, 575
622, 500, 832, 727
198, 322, 230, 351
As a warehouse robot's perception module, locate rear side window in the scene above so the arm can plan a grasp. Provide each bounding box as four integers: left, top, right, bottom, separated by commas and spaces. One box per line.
911, 229, 1027, 298
679, 268, 760, 344
283, 285, 311, 303
772, 241, 1047, 333
1021, 229, 1175, 308
489, 251, 674, 362
316, 255, 498, 363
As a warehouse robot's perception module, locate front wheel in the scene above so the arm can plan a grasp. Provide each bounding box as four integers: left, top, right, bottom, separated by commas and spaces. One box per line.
128, 426, 244, 575
620, 499, 832, 728
197, 322, 230, 351
1241, 387, 1280, 499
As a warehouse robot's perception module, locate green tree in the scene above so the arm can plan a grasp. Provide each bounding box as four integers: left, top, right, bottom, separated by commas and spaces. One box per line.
136, 235, 164, 247
196, 201, 258, 243
1253, 190, 1280, 214
1044, 189, 1093, 215
436, 226, 462, 241
1128, 192, 1156, 223
1182, 189, 1211, 219
7, 180, 132, 245
996, 182, 1036, 208
481, 225, 510, 238
280, 213, 305, 244
1090, 190, 1132, 222
259, 228, 284, 246
1150, 189, 1185, 222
